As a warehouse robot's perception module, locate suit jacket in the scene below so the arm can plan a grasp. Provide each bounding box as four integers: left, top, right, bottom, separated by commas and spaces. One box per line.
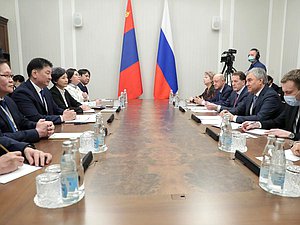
0, 134, 29, 156
261, 104, 300, 140
0, 96, 39, 143
220, 86, 249, 111
208, 83, 232, 105
11, 80, 64, 124
270, 83, 280, 93
77, 82, 88, 94
229, 85, 283, 123
50, 86, 83, 114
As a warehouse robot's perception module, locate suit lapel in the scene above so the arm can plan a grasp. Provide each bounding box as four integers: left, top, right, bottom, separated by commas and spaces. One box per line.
26, 80, 47, 114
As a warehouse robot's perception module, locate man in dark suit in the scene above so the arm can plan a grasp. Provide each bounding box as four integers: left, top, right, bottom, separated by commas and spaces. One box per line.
221, 68, 282, 123
0, 59, 54, 143
242, 69, 300, 141
267, 75, 280, 93
206, 71, 248, 112
11, 58, 76, 124
78, 68, 90, 94
205, 74, 232, 105
0, 134, 52, 174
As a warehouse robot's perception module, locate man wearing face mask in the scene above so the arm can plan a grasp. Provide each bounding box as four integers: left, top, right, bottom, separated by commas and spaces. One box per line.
242, 69, 300, 140
247, 48, 267, 73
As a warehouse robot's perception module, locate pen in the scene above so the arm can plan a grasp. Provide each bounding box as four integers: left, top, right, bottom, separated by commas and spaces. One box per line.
0, 143, 10, 153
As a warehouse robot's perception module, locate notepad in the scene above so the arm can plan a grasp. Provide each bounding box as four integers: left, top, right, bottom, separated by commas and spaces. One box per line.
49, 133, 83, 139
0, 164, 41, 184
83, 109, 95, 113
65, 114, 96, 123
195, 115, 222, 125
256, 149, 300, 162
101, 107, 119, 113
246, 129, 268, 136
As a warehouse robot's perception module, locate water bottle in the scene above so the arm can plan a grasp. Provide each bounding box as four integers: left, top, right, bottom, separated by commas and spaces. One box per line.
218, 114, 232, 152
124, 89, 128, 103
60, 141, 79, 203
93, 123, 100, 152
119, 92, 125, 108
259, 135, 276, 190
70, 137, 85, 195
268, 138, 286, 194
98, 126, 106, 151
174, 93, 180, 108
169, 90, 174, 104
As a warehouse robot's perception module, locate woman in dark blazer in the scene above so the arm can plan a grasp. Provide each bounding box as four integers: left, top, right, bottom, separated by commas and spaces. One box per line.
50, 67, 90, 114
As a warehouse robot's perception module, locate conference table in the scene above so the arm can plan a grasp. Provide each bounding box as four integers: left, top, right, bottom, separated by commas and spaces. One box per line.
0, 100, 299, 225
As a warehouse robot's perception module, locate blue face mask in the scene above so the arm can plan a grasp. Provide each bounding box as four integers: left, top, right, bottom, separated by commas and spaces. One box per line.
284, 95, 300, 106
248, 55, 256, 63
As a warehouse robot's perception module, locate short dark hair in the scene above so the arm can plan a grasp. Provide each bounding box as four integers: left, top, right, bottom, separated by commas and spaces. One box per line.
232, 71, 246, 81
27, 58, 53, 77
66, 68, 77, 83
51, 67, 66, 84
281, 69, 300, 90
267, 75, 273, 82
78, 69, 91, 76
13, 75, 25, 82
0, 58, 8, 65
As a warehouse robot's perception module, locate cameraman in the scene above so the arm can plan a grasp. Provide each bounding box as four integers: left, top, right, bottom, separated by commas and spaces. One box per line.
247, 48, 267, 72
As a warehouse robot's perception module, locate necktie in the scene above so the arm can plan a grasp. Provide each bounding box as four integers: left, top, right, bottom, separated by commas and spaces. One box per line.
40, 89, 46, 107
0, 100, 17, 132
250, 95, 257, 115
218, 91, 221, 101
233, 94, 239, 107
294, 108, 300, 133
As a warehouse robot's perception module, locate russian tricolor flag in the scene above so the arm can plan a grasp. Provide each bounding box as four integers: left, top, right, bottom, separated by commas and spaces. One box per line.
118, 0, 143, 99
154, 0, 178, 99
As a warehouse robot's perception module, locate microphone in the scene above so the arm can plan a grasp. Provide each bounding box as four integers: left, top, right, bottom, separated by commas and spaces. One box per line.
191, 114, 201, 123
116, 106, 121, 113
82, 151, 93, 173
179, 106, 186, 112
205, 127, 219, 141
107, 114, 115, 123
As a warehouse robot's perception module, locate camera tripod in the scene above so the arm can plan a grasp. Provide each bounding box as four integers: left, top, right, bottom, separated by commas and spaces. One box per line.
221, 61, 236, 84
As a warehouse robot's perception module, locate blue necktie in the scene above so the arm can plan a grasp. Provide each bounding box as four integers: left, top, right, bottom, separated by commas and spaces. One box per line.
40, 89, 46, 107
0, 100, 17, 132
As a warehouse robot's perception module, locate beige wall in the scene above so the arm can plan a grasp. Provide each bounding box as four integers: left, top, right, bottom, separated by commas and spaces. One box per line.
1, 0, 300, 99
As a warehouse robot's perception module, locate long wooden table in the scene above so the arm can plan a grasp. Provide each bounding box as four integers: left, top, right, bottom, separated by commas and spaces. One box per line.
0, 100, 299, 225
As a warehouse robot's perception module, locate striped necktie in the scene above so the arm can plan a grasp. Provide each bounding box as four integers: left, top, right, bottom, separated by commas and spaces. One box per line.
0, 100, 17, 132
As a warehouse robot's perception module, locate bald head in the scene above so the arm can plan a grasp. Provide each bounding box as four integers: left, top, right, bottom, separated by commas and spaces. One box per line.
213, 74, 226, 90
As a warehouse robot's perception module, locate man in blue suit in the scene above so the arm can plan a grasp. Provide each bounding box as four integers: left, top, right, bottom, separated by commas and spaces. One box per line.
0, 59, 54, 143
205, 74, 232, 105
12, 58, 76, 124
221, 68, 282, 123
0, 134, 52, 174
206, 71, 248, 112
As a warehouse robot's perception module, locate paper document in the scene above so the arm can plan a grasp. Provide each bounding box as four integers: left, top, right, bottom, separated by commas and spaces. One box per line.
214, 122, 241, 130
65, 114, 96, 123
191, 109, 216, 113
83, 109, 95, 113
0, 164, 41, 184
196, 115, 222, 125
256, 149, 300, 162
101, 107, 119, 113
49, 133, 83, 139
246, 129, 268, 136
187, 106, 207, 111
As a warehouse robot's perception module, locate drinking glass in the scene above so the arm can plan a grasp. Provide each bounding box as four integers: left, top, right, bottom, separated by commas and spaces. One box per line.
36, 172, 62, 207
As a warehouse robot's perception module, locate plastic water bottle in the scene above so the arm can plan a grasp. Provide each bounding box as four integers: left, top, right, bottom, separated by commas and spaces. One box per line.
93, 124, 100, 152
124, 89, 128, 103
60, 141, 79, 203
268, 138, 286, 194
218, 114, 232, 152
259, 135, 276, 190
174, 93, 180, 108
169, 90, 174, 104
119, 92, 125, 108
70, 137, 85, 195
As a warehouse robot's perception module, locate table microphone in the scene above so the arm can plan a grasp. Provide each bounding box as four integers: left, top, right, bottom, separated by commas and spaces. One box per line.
107, 114, 115, 123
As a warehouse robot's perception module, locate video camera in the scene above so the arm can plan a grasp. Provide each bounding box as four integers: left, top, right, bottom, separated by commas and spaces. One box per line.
220, 49, 237, 64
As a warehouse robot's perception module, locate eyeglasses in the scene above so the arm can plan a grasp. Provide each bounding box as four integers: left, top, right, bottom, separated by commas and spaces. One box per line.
0, 74, 14, 79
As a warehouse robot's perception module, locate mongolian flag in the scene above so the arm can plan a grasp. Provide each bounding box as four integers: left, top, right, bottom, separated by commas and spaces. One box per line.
154, 0, 178, 99
118, 0, 143, 99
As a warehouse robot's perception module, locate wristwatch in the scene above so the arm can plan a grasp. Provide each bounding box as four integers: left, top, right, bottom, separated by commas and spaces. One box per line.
288, 132, 295, 139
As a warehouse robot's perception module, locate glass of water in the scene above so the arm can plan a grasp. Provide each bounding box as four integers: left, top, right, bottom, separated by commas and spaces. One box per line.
284, 165, 300, 197
36, 172, 62, 208
80, 131, 95, 153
